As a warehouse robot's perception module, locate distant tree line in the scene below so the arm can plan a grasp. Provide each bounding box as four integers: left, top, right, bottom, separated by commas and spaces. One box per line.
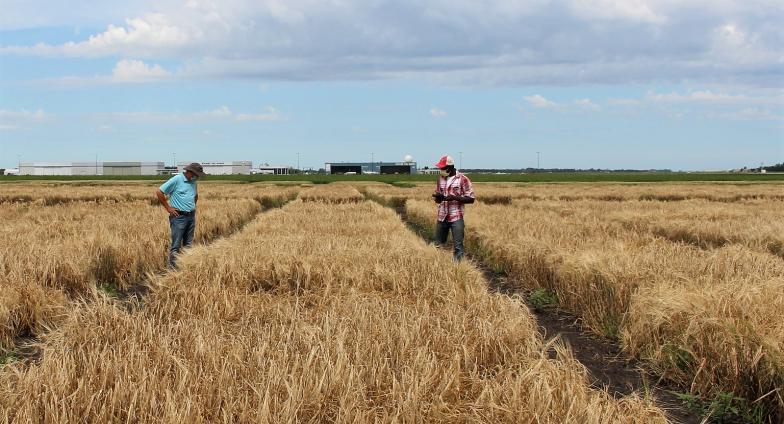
764, 163, 784, 172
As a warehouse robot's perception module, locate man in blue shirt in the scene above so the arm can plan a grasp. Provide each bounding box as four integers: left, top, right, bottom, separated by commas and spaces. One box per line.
156, 162, 205, 268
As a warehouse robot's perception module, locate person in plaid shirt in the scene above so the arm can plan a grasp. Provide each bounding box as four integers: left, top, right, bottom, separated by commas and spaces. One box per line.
431, 155, 475, 261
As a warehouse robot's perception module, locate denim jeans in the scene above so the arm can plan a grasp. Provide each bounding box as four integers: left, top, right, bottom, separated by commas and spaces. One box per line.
169, 214, 195, 268
434, 218, 465, 261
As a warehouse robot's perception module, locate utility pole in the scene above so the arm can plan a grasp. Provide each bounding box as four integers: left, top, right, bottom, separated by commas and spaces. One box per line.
17, 154, 21, 171
95, 154, 98, 175
536, 151, 540, 170
371, 152, 374, 173
172, 152, 176, 169
296, 152, 300, 173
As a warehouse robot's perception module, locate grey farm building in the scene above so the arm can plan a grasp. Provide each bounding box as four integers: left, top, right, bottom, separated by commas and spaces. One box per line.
325, 161, 417, 175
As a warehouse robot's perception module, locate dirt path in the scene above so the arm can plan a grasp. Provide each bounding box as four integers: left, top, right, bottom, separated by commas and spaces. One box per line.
390, 203, 701, 424
482, 265, 700, 424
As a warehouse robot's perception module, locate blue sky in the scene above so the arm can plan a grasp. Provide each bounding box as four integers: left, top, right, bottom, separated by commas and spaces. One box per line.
1, 0, 782, 170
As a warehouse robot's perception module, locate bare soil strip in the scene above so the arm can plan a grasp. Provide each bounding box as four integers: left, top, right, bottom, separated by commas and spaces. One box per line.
390, 203, 701, 424
482, 266, 700, 424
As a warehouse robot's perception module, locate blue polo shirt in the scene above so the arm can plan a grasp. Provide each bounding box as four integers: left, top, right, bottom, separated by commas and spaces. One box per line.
159, 173, 198, 212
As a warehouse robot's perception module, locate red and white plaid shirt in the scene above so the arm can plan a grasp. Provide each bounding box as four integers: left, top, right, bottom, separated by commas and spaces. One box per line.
436, 172, 475, 222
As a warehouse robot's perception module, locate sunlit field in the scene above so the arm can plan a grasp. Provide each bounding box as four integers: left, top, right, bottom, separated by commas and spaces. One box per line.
1, 181, 781, 422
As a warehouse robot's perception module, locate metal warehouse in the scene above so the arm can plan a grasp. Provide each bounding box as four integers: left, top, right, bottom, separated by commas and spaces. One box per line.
255, 163, 292, 175
178, 161, 252, 175
325, 161, 418, 175
19, 162, 165, 176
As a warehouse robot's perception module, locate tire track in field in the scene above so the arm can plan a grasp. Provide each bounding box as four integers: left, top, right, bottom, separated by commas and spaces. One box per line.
377, 199, 700, 424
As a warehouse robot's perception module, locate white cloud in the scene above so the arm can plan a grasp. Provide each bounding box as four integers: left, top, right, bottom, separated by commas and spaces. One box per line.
80, 14, 192, 55
197, 106, 233, 118
0, 108, 49, 129
606, 98, 643, 107
1, 1, 781, 87
524, 95, 558, 109
1, 13, 196, 57
100, 106, 283, 123
568, 0, 666, 24
0, 108, 47, 121
604, 88, 784, 121
644, 89, 784, 105
235, 107, 282, 121
520, 96, 602, 112
429, 107, 447, 118
574, 98, 600, 111
709, 107, 784, 121
112, 59, 171, 82
646, 90, 749, 103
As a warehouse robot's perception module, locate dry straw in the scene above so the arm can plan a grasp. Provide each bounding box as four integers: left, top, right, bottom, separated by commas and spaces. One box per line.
299, 184, 365, 203
406, 193, 784, 419
2, 200, 664, 422
0, 184, 298, 351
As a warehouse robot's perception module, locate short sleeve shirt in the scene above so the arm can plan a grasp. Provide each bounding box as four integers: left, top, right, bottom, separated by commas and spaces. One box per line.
159, 173, 198, 212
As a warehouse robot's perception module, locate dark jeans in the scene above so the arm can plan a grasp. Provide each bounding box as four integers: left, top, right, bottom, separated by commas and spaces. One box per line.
435, 218, 465, 261
169, 214, 195, 268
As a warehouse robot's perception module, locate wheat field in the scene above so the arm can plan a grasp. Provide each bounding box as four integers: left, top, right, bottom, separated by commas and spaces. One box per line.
0, 184, 297, 353
0, 183, 669, 423
398, 183, 783, 421
1, 181, 781, 422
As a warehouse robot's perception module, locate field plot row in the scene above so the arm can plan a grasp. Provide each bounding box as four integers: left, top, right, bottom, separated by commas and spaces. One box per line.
0, 182, 300, 206
0, 182, 155, 204
603, 199, 784, 259
518, 182, 784, 202
0, 185, 299, 353
1, 200, 666, 423
364, 181, 784, 205
405, 197, 784, 419
299, 183, 365, 203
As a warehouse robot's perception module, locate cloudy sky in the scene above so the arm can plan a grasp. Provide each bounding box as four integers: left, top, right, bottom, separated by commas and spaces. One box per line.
1, 0, 782, 170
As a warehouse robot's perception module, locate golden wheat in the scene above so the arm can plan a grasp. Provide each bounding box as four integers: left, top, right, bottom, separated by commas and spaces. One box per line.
406, 194, 784, 418
299, 183, 365, 203
0, 184, 298, 352
1, 200, 665, 423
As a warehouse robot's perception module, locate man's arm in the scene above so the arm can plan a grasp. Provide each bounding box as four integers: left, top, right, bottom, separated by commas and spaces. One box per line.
445, 176, 475, 204
445, 194, 474, 204
156, 189, 179, 216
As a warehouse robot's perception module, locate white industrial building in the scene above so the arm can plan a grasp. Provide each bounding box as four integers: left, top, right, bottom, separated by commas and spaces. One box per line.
19, 162, 165, 176
254, 163, 291, 175
177, 161, 252, 175
102, 162, 163, 176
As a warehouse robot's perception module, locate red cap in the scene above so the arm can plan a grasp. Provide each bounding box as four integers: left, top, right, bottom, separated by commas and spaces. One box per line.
434, 155, 454, 169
